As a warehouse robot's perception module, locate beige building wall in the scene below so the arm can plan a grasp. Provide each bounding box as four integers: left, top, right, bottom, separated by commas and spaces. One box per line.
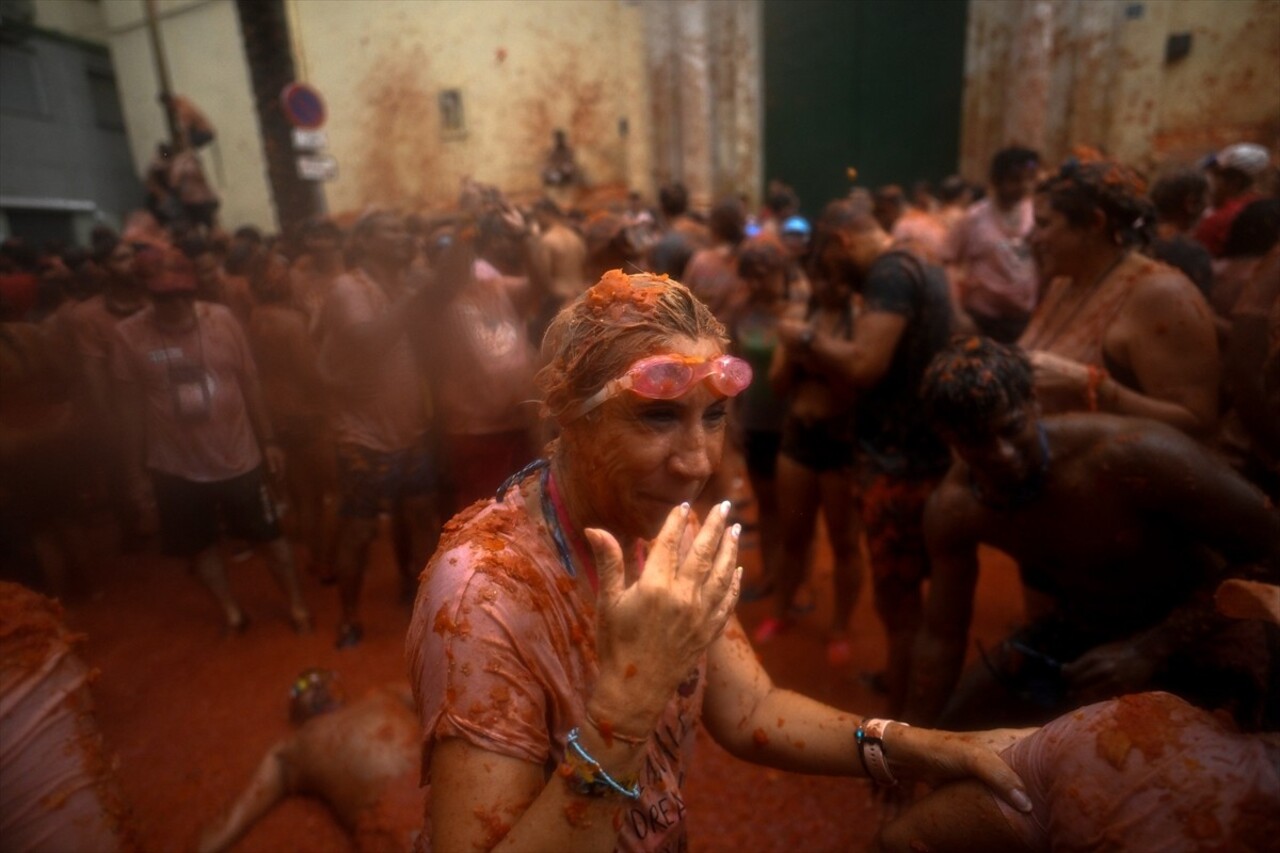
43, 0, 760, 228
287, 0, 657, 216
99, 0, 277, 230
960, 0, 1280, 180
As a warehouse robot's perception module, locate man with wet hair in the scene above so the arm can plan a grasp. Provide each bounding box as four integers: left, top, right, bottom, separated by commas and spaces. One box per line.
904, 337, 1280, 729
317, 210, 442, 649
682, 195, 749, 323
947, 146, 1040, 343
648, 182, 710, 278
198, 672, 420, 853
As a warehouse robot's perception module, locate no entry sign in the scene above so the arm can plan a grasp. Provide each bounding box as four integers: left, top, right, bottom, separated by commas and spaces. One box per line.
280, 82, 326, 129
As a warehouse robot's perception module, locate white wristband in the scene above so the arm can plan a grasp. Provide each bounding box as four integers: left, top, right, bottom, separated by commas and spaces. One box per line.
856, 718, 907, 786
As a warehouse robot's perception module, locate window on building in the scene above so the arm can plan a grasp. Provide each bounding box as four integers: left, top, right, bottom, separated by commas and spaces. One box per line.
0, 46, 49, 118
86, 66, 124, 130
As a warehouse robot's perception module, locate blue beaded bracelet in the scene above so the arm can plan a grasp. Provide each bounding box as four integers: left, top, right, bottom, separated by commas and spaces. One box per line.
565, 727, 642, 800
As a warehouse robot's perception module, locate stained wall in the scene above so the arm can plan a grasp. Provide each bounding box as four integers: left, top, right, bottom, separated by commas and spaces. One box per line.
960, 0, 1280, 180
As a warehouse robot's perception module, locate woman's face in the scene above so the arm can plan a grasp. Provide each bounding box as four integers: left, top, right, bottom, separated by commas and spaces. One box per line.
561, 335, 728, 540
1030, 194, 1093, 282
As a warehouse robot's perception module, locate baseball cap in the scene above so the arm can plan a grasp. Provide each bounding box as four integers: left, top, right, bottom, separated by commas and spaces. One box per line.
1208, 143, 1271, 179
135, 246, 197, 294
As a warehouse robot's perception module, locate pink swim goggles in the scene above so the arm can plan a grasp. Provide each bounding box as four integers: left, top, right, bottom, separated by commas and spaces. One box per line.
571, 354, 753, 419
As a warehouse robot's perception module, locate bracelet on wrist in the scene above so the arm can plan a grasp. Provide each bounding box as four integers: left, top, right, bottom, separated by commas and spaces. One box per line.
855, 718, 907, 787
560, 727, 641, 800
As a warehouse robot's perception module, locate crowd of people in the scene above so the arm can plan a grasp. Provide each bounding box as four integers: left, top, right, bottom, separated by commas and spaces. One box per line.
2, 136, 1279, 851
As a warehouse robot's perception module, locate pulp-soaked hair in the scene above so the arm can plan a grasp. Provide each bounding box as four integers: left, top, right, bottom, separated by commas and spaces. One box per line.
1149, 168, 1208, 220
1037, 158, 1154, 249
990, 146, 1040, 183
538, 270, 727, 421
737, 235, 788, 281
921, 336, 1034, 443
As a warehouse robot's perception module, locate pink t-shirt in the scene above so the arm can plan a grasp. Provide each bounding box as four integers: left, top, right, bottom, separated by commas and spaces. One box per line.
111, 301, 262, 481
406, 482, 706, 853
948, 198, 1037, 318
996, 692, 1280, 851
316, 269, 428, 452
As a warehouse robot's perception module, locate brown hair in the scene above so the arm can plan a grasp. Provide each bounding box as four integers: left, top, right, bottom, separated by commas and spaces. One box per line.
537, 270, 727, 421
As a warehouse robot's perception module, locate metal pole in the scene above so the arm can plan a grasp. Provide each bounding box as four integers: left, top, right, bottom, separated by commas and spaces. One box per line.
144, 0, 184, 151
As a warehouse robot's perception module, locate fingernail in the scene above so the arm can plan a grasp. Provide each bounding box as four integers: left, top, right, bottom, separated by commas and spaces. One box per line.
679, 502, 690, 516
719, 500, 731, 516
1011, 789, 1033, 813
730, 523, 741, 539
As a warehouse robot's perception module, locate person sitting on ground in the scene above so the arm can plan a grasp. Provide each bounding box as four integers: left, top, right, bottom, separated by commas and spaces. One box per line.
1020, 157, 1220, 437
407, 270, 1033, 853
1148, 166, 1213, 297
112, 247, 311, 635
1196, 142, 1272, 258
878, 578, 1280, 853
948, 146, 1040, 343
905, 337, 1280, 730
775, 194, 955, 715
199, 670, 420, 853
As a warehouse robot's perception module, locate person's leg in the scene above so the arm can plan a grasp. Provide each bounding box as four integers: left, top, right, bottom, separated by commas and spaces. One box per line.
742, 429, 783, 602
863, 474, 935, 716
193, 547, 246, 631
390, 441, 442, 602
331, 444, 387, 647
758, 453, 820, 641
220, 467, 311, 632
196, 743, 292, 853
265, 537, 311, 631
819, 466, 864, 665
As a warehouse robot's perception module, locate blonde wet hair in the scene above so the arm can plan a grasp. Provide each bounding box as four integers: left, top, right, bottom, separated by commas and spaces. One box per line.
537, 270, 727, 422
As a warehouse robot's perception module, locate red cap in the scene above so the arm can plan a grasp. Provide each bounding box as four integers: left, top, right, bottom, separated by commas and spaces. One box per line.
135, 247, 197, 294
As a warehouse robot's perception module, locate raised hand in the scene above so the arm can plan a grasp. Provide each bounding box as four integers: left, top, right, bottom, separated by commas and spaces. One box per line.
586, 501, 742, 740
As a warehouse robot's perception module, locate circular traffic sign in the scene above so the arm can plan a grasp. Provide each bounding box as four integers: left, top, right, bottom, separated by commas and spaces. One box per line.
280, 82, 326, 129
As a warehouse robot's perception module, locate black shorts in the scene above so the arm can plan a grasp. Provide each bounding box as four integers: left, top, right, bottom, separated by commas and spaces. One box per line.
779, 414, 856, 472
151, 467, 280, 557
743, 429, 782, 480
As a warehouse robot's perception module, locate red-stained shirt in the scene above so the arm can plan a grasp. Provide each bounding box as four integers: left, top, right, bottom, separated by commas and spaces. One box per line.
947, 198, 1037, 319
1195, 192, 1262, 258
111, 302, 262, 481
316, 269, 428, 452
995, 692, 1280, 851
406, 482, 706, 853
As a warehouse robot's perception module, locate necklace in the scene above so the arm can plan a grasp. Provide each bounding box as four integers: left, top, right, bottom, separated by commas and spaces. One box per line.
1026, 251, 1127, 352
493, 458, 597, 591
968, 423, 1052, 510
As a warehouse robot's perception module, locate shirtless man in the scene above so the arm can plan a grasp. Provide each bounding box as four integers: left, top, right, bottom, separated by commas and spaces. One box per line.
199, 671, 419, 853
682, 196, 749, 324
316, 211, 442, 648
291, 218, 345, 333
905, 337, 1280, 729
248, 253, 331, 582
528, 197, 586, 340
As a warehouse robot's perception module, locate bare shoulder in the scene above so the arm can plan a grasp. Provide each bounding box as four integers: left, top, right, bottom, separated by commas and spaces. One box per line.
924, 467, 984, 541
1125, 260, 1211, 320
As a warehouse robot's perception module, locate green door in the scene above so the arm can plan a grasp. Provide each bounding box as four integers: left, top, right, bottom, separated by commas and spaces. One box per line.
763, 0, 969, 217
